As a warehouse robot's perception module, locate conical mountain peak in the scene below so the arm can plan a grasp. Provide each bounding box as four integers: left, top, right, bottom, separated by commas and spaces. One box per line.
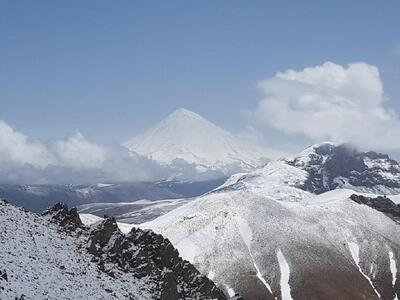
123, 108, 266, 170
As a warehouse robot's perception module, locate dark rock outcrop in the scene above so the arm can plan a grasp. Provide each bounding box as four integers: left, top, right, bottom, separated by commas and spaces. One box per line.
0, 270, 7, 282
87, 217, 227, 300
41, 202, 84, 231
287, 143, 400, 194
350, 194, 400, 222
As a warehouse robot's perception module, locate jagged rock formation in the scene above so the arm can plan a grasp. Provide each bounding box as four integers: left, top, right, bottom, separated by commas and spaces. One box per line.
41, 202, 84, 231
350, 194, 400, 222
286, 142, 400, 194
0, 200, 228, 299
0, 270, 7, 282
87, 217, 226, 299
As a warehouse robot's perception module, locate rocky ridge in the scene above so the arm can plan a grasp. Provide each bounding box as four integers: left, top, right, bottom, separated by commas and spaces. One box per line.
87, 216, 226, 299
0, 200, 228, 299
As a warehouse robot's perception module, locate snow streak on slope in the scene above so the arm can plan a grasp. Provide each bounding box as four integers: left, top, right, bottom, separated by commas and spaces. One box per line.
389, 251, 397, 287
236, 216, 273, 294
347, 241, 381, 298
277, 249, 292, 300
123, 108, 268, 171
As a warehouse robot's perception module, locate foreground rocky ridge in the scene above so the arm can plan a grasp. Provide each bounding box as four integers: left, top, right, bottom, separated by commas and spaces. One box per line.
0, 200, 227, 299
87, 217, 226, 299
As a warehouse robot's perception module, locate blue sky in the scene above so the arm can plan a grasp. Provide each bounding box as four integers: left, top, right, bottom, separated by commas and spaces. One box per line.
0, 0, 399, 145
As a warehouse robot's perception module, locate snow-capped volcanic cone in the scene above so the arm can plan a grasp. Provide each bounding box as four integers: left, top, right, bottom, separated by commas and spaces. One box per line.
142, 143, 400, 300
123, 108, 268, 174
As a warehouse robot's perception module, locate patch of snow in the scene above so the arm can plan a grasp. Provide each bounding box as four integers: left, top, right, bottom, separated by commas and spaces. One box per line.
79, 213, 103, 225
236, 216, 252, 249
389, 250, 397, 287
389, 195, 400, 204
79, 213, 135, 234
96, 183, 115, 188
116, 222, 135, 234
253, 260, 273, 294
277, 249, 292, 300
347, 241, 381, 298
176, 238, 198, 262
225, 285, 236, 297
207, 271, 215, 280
235, 216, 273, 294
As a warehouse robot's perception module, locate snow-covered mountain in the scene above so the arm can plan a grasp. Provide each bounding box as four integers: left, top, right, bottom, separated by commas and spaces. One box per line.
0, 200, 228, 299
142, 143, 400, 299
123, 108, 268, 175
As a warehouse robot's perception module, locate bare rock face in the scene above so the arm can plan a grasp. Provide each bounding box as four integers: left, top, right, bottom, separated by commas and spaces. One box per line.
87, 217, 227, 300
41, 202, 84, 231
0, 270, 7, 282
286, 143, 400, 194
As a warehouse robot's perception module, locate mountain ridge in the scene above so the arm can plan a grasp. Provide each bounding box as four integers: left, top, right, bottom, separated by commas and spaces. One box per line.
0, 200, 229, 299
141, 143, 400, 299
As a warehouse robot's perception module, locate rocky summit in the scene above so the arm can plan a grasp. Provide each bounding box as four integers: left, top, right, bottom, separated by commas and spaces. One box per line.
286, 142, 400, 194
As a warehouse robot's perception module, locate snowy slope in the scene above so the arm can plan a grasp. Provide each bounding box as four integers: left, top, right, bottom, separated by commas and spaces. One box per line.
142, 155, 400, 299
123, 108, 268, 173
0, 202, 154, 299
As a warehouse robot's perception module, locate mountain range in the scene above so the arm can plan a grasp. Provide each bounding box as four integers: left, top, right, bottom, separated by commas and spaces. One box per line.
140, 142, 400, 299
4, 117, 400, 299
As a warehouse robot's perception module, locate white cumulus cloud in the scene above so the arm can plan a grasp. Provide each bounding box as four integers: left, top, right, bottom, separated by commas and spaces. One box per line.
0, 121, 53, 168
255, 61, 400, 150
53, 131, 107, 169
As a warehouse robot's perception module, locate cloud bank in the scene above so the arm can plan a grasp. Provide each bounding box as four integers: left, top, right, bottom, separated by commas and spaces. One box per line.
0, 121, 230, 184
255, 61, 400, 150
0, 123, 170, 184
